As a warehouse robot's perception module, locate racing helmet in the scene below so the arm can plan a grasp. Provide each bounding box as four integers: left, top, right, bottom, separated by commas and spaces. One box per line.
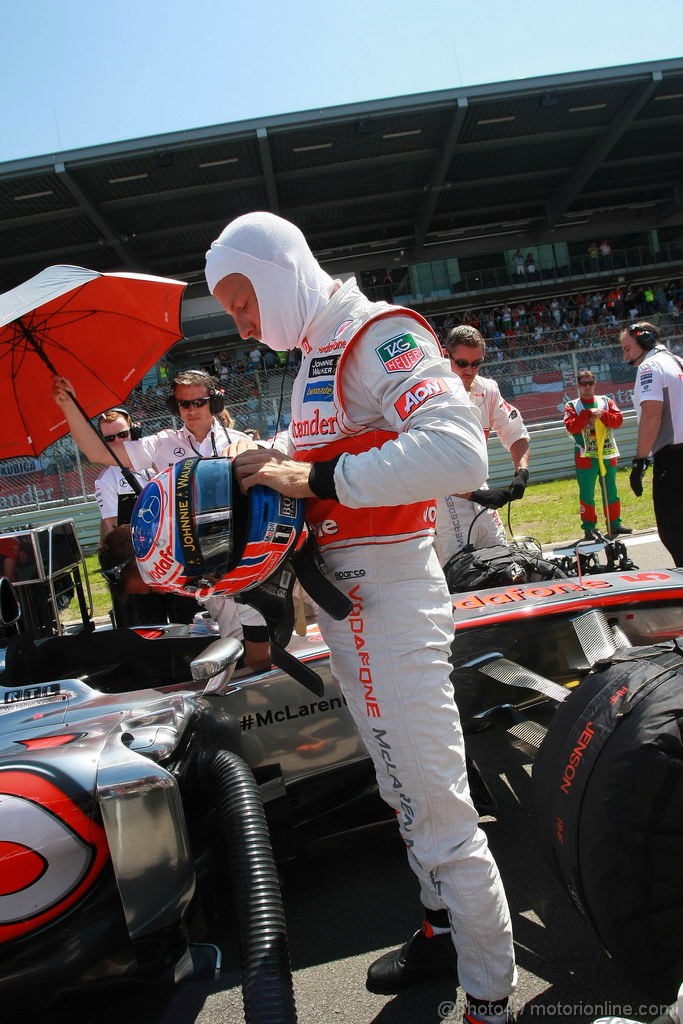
130, 457, 305, 599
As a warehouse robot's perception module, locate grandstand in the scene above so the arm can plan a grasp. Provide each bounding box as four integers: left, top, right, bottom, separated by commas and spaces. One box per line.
1, 57, 682, 514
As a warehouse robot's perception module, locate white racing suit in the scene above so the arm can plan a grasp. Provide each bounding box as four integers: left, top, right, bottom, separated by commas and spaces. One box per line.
435, 375, 529, 567
288, 279, 516, 1000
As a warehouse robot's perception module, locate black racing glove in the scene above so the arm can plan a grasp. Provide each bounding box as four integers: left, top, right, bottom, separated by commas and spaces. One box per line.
508, 468, 529, 500
471, 487, 512, 510
629, 457, 650, 498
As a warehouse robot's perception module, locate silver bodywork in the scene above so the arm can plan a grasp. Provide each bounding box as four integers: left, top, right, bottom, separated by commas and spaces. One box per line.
1, 566, 683, 999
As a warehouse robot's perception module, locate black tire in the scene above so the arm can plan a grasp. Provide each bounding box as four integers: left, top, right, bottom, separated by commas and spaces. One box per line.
533, 642, 683, 1001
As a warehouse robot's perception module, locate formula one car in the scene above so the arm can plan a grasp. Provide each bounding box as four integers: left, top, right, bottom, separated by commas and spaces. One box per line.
2, 508, 683, 1017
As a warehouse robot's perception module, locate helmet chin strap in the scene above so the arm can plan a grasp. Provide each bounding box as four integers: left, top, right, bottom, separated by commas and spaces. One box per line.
238, 531, 353, 698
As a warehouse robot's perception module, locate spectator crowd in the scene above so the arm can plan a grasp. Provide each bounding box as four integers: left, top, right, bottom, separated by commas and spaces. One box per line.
422, 278, 682, 360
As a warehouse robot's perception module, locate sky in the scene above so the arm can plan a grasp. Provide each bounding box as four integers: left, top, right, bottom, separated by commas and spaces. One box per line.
1, 0, 682, 164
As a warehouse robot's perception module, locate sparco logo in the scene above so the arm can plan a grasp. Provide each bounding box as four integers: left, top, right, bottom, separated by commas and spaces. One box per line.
560, 721, 595, 794
334, 569, 366, 580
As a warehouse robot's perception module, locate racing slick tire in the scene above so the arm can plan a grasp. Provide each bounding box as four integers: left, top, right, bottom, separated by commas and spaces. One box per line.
532, 641, 683, 1001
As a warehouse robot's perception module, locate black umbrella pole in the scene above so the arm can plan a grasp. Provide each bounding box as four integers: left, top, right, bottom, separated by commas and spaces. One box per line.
67, 391, 143, 496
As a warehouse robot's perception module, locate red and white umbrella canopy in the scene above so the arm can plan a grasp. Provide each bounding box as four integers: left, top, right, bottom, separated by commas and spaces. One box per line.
0, 265, 186, 458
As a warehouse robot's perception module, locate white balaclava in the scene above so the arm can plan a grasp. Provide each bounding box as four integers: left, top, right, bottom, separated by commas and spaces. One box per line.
205, 211, 335, 351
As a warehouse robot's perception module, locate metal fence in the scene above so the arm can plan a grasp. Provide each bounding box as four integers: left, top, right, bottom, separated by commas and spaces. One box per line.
0, 313, 680, 520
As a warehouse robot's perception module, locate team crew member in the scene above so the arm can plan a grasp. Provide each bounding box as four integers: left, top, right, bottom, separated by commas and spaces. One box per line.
205, 212, 516, 1024
51, 369, 250, 473
563, 371, 631, 540
620, 321, 683, 565
436, 325, 530, 566
94, 408, 150, 538
94, 406, 191, 626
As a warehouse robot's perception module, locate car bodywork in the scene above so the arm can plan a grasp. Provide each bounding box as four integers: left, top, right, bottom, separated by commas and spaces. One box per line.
1, 564, 683, 1012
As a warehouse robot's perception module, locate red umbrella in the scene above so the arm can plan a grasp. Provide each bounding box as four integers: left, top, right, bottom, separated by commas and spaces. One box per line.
0, 265, 186, 460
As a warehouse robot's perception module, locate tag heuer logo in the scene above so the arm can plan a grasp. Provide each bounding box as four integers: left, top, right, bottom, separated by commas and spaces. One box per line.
376, 333, 424, 373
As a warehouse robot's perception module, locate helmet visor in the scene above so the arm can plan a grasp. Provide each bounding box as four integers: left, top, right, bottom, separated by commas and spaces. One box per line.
191, 459, 234, 578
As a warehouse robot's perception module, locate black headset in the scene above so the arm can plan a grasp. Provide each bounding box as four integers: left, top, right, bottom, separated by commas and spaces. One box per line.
166, 372, 226, 417
628, 323, 659, 352
98, 406, 142, 441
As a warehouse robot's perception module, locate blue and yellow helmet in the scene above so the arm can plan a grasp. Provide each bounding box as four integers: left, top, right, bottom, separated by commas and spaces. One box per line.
130, 457, 305, 598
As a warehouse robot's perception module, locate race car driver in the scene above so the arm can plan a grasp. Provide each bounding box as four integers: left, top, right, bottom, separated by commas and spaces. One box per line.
435, 325, 530, 567
205, 212, 517, 1023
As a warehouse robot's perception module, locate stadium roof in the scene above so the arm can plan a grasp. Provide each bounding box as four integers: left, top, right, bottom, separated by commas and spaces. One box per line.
2, 57, 682, 295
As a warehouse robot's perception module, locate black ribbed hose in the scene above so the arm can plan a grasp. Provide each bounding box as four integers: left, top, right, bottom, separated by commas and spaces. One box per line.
197, 750, 297, 1024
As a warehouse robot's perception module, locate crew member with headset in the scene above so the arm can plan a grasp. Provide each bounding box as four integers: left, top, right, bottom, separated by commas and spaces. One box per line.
51, 369, 269, 643
620, 321, 683, 566
94, 407, 150, 538
51, 368, 251, 472
94, 405, 159, 626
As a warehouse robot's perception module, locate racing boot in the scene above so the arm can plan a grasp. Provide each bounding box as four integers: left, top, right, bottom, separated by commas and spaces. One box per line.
464, 995, 510, 1023
365, 915, 458, 994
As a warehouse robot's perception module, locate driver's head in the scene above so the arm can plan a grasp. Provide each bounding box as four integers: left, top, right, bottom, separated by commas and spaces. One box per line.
205, 212, 334, 351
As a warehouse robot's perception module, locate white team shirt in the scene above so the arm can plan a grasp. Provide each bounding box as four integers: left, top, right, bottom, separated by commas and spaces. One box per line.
94, 465, 151, 520
466, 374, 529, 447
434, 375, 528, 566
634, 346, 683, 451
123, 418, 249, 473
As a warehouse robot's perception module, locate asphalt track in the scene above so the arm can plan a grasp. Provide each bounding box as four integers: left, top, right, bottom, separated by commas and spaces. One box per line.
43, 529, 677, 1024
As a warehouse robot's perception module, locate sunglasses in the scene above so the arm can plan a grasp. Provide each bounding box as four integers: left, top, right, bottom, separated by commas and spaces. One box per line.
103, 429, 131, 442
449, 357, 484, 369
99, 559, 132, 585
176, 396, 211, 410
579, 381, 596, 386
